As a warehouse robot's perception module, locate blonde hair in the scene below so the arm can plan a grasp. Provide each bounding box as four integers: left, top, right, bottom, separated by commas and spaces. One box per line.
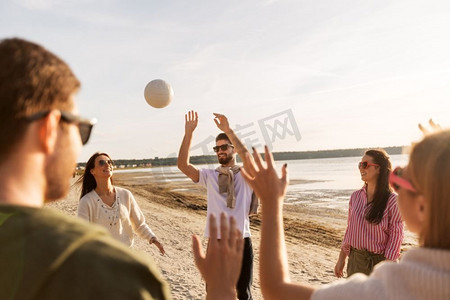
409, 129, 450, 249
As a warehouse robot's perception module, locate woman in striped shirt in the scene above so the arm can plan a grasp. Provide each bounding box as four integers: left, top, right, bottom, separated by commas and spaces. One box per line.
334, 149, 404, 278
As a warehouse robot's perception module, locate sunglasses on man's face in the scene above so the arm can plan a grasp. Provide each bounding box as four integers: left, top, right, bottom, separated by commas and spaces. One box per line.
213, 144, 234, 153
26, 110, 97, 145
98, 159, 114, 167
389, 167, 417, 193
358, 161, 379, 169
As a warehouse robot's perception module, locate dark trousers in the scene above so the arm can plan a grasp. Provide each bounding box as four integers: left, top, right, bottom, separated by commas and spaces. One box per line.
237, 237, 253, 300
347, 247, 385, 277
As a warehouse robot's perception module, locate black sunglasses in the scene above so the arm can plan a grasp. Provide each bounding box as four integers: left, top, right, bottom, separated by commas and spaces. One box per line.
26, 110, 96, 145
98, 159, 114, 167
213, 144, 234, 153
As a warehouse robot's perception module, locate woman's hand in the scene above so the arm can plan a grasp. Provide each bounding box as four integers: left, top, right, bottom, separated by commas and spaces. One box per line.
150, 237, 165, 255
418, 118, 441, 135
334, 249, 347, 278
192, 213, 244, 300
241, 146, 288, 209
334, 257, 345, 278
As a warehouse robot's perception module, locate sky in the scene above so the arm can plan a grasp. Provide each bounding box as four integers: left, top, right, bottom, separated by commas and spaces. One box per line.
2, 0, 450, 162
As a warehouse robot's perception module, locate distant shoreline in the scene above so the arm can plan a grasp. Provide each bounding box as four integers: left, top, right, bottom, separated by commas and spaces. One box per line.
77, 146, 407, 168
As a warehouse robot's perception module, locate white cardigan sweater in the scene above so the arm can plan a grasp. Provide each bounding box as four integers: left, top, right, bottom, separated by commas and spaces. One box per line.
78, 186, 156, 247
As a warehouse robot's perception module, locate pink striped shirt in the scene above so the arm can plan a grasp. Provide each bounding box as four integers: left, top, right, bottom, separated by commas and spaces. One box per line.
342, 187, 404, 260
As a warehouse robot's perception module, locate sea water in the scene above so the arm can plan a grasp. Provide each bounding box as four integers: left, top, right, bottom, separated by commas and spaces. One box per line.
115, 154, 409, 212
274, 154, 409, 210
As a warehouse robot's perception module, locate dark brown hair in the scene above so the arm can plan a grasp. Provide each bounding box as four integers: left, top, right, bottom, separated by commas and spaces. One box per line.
216, 133, 231, 143
365, 149, 393, 224
77, 152, 113, 199
0, 38, 80, 162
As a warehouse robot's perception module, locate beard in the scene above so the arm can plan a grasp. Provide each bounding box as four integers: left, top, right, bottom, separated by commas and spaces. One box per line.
44, 129, 78, 202
218, 153, 233, 165
45, 167, 70, 202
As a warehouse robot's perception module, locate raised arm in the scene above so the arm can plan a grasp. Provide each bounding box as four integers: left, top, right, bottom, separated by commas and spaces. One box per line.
241, 146, 315, 300
213, 113, 253, 170
192, 213, 244, 300
177, 110, 200, 182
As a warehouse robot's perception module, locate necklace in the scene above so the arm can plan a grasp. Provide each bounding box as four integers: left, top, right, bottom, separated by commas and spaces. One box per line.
96, 190, 120, 227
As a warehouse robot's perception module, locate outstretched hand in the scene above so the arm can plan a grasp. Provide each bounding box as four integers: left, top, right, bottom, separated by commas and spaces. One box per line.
185, 110, 198, 134
418, 118, 441, 135
213, 113, 231, 133
241, 146, 288, 208
192, 213, 243, 299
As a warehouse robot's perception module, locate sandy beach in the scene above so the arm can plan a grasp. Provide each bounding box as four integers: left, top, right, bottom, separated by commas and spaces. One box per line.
47, 171, 418, 300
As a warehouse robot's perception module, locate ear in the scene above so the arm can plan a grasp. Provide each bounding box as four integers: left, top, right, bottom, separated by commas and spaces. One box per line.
39, 110, 61, 154
415, 194, 428, 224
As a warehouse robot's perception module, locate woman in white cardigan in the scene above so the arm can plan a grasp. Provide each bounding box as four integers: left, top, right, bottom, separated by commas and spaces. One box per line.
239, 126, 450, 300
77, 152, 165, 255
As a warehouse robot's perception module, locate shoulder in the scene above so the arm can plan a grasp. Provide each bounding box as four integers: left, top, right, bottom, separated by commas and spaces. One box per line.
69, 235, 167, 284
1, 206, 111, 271
34, 212, 170, 298
80, 190, 97, 204
115, 186, 134, 199
115, 186, 131, 195
59, 240, 170, 299
28, 206, 109, 239
386, 192, 399, 209
388, 192, 398, 202
312, 272, 386, 300
199, 168, 217, 177
350, 188, 366, 200
15, 207, 169, 299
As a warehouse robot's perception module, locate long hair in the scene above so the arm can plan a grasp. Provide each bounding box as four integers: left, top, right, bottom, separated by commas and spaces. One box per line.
364, 149, 393, 224
77, 152, 113, 199
409, 130, 450, 249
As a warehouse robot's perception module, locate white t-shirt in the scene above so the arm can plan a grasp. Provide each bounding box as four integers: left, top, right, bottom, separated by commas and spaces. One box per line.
197, 168, 253, 238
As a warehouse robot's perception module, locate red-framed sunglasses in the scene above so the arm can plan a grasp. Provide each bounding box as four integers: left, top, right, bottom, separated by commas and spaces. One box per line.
389, 167, 417, 193
358, 161, 379, 169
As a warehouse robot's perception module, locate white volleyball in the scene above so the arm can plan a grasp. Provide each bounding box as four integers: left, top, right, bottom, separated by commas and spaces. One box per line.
144, 79, 173, 109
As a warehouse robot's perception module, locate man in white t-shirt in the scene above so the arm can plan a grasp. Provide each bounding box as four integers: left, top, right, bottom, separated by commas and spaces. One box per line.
178, 110, 256, 300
